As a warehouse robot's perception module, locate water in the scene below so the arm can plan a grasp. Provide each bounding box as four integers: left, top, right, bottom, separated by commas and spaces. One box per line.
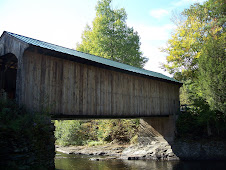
55, 152, 225, 170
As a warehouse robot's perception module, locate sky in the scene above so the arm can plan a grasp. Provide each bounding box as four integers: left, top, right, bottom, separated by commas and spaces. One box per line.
0, 0, 206, 76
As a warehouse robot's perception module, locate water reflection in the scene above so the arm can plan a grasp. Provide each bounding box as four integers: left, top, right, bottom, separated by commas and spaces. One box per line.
122, 159, 179, 170
55, 152, 226, 170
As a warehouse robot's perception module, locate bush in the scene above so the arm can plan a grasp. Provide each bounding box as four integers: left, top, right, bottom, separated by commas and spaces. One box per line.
176, 112, 204, 139
87, 140, 106, 146
96, 119, 139, 143
176, 104, 226, 140
54, 119, 139, 146
54, 120, 88, 146
0, 94, 55, 169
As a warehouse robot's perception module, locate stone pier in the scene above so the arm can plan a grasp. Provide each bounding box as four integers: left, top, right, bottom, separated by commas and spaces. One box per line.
121, 115, 179, 160
138, 115, 176, 144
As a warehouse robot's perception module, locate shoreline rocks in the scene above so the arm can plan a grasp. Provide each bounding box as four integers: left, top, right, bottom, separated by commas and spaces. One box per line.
121, 140, 179, 161
56, 139, 226, 161
56, 144, 128, 157
56, 140, 179, 161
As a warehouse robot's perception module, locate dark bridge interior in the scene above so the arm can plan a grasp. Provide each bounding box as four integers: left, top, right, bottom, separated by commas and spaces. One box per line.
0, 53, 18, 99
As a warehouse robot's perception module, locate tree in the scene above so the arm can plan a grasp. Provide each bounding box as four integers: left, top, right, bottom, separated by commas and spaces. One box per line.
198, 33, 226, 114
77, 0, 147, 68
196, 0, 226, 114
163, 0, 225, 102
162, 0, 225, 81
163, 0, 226, 137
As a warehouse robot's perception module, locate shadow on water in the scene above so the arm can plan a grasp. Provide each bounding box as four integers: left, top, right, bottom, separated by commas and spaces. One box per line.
122, 159, 226, 170
55, 152, 226, 170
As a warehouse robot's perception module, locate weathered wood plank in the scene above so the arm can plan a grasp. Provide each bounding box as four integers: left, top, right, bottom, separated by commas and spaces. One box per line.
18, 51, 180, 118
95, 68, 101, 115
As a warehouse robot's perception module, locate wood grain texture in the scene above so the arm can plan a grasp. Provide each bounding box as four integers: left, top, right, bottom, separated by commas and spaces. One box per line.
18, 50, 180, 118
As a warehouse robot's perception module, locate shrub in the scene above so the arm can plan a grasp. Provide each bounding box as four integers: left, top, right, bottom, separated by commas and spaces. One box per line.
176, 103, 226, 140
54, 119, 139, 146
0, 94, 55, 169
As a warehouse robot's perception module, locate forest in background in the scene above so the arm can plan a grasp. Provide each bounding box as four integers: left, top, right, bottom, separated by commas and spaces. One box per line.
55, 119, 139, 146
54, 0, 225, 146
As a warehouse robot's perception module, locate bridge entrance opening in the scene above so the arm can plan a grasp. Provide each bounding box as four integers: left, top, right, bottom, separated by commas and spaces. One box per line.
0, 53, 18, 99
53, 116, 176, 146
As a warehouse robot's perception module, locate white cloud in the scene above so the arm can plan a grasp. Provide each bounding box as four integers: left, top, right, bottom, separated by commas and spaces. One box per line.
150, 9, 169, 19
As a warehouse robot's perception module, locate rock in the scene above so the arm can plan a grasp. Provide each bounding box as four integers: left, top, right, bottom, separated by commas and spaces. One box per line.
98, 152, 106, 155
56, 140, 226, 161
89, 157, 117, 161
128, 156, 140, 160
106, 157, 117, 160
89, 158, 101, 161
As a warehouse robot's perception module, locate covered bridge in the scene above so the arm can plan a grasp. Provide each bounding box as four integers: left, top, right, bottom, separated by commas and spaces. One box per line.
0, 31, 182, 119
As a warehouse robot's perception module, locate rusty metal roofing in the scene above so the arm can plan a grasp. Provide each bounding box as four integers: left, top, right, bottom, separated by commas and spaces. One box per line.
5, 31, 181, 84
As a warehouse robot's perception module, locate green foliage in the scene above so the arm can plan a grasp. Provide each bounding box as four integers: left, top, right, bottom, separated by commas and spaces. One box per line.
198, 33, 226, 114
87, 140, 106, 147
96, 119, 139, 143
0, 96, 49, 141
177, 107, 226, 140
130, 134, 138, 144
177, 84, 226, 139
0, 95, 54, 168
55, 120, 94, 146
54, 119, 139, 146
163, 0, 225, 81
163, 0, 226, 138
76, 0, 148, 68
176, 112, 202, 138
0, 97, 33, 136
179, 80, 193, 105
162, 9, 204, 80
178, 76, 225, 139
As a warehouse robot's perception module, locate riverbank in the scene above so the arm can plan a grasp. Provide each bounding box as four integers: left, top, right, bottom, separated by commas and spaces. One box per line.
56, 139, 226, 161
56, 139, 179, 161
56, 143, 128, 158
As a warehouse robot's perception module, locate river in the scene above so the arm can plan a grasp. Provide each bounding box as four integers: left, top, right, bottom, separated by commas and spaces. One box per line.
55, 152, 225, 170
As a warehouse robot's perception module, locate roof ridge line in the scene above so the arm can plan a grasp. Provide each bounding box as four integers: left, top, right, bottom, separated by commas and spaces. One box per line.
5, 32, 137, 66
4, 31, 29, 46
6, 31, 74, 50
6, 31, 164, 74
4, 31, 181, 84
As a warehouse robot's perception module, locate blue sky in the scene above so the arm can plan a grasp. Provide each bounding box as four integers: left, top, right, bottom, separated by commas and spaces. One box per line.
0, 0, 205, 76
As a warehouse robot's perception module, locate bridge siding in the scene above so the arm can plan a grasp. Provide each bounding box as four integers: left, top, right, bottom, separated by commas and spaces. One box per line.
21, 50, 179, 118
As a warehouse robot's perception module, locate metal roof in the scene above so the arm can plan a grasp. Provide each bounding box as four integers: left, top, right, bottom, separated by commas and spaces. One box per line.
5, 31, 181, 84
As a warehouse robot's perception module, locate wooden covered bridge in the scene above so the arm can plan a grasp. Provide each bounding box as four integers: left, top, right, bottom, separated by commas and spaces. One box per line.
0, 31, 182, 119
